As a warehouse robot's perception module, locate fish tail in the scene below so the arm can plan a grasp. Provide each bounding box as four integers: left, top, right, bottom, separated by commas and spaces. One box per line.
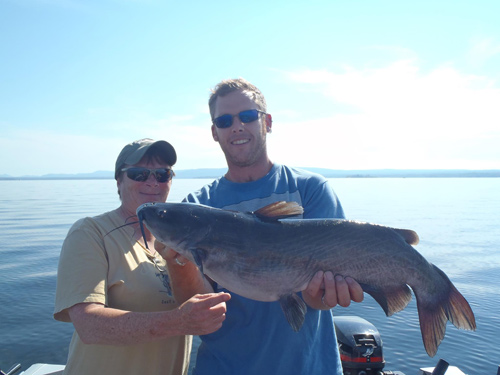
416, 265, 476, 357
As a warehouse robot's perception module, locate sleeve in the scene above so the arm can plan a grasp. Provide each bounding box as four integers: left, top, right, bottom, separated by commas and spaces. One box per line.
300, 176, 345, 220
183, 193, 199, 204
183, 180, 218, 205
53, 218, 109, 322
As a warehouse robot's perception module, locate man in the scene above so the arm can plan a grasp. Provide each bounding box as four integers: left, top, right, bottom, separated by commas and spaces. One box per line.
160, 78, 364, 375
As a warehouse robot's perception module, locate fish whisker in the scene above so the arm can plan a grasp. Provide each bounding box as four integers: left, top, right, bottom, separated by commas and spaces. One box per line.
136, 209, 149, 250
104, 220, 140, 238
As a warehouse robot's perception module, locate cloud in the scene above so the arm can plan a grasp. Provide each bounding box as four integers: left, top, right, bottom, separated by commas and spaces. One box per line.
467, 37, 500, 68
270, 60, 500, 169
145, 117, 227, 171
3, 60, 498, 176
0, 122, 225, 176
0, 129, 125, 176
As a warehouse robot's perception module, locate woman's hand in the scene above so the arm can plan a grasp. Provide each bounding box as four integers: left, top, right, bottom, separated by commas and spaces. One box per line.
174, 293, 231, 335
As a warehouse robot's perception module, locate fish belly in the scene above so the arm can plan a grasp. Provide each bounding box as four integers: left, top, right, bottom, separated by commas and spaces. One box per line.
204, 260, 311, 301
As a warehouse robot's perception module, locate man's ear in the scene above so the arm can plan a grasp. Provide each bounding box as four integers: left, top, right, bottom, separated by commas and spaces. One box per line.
266, 114, 273, 133
211, 125, 219, 142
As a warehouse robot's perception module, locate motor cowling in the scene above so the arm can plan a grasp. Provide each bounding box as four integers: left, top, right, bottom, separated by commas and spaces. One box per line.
334, 316, 386, 375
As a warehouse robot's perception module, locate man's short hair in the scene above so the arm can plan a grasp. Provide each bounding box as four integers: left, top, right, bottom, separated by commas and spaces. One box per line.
209, 78, 267, 120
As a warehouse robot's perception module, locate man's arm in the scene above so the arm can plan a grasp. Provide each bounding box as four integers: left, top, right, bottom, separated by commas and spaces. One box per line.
155, 241, 215, 303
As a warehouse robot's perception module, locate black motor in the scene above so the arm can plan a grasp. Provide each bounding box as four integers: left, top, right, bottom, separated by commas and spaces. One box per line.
334, 316, 398, 375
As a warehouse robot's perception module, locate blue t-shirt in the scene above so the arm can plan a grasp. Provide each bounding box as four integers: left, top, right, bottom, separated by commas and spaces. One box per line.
184, 164, 345, 375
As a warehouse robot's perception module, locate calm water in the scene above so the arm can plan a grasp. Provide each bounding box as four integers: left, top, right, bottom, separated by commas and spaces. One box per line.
0, 178, 499, 374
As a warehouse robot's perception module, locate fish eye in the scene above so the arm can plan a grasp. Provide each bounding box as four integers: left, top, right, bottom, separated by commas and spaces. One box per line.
159, 209, 167, 218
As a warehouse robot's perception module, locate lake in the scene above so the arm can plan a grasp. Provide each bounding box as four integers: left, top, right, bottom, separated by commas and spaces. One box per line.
0, 177, 499, 374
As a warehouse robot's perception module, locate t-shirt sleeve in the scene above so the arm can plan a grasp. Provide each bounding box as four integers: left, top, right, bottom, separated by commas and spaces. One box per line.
53, 218, 109, 322
300, 176, 345, 219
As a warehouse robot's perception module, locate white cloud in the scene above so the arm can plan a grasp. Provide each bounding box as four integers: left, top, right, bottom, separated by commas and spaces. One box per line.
2, 60, 499, 176
467, 37, 500, 68
0, 122, 226, 176
269, 61, 500, 169
0, 130, 123, 176
144, 118, 227, 171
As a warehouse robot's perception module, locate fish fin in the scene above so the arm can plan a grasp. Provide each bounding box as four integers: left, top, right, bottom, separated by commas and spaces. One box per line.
190, 248, 207, 274
393, 228, 420, 245
415, 265, 476, 357
360, 283, 413, 316
254, 201, 304, 221
279, 293, 307, 332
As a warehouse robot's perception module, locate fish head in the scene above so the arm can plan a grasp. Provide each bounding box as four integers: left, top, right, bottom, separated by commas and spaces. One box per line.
136, 202, 209, 253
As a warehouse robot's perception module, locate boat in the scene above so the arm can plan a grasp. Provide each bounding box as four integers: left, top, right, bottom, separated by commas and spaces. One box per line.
1, 316, 479, 375
0, 363, 63, 375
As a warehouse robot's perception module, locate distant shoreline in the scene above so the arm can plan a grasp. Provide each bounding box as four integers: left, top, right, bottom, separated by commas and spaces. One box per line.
1, 168, 499, 180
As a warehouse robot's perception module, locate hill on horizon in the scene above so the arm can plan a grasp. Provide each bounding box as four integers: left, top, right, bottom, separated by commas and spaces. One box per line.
1, 168, 499, 180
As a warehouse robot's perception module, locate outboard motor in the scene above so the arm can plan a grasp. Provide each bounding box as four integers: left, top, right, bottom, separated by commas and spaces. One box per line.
334, 316, 388, 375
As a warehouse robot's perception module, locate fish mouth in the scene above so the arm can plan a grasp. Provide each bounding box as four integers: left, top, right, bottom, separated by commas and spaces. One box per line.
136, 202, 157, 250
136, 202, 156, 215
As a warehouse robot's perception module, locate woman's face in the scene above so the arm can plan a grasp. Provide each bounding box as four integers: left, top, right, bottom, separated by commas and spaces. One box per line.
117, 158, 172, 215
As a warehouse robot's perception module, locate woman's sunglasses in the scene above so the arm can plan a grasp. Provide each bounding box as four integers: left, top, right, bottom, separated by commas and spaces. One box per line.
213, 109, 266, 129
121, 167, 174, 183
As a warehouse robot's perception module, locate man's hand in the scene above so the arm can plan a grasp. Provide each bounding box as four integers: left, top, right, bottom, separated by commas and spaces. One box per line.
303, 271, 364, 310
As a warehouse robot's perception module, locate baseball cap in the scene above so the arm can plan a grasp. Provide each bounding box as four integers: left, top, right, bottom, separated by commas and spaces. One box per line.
115, 138, 177, 179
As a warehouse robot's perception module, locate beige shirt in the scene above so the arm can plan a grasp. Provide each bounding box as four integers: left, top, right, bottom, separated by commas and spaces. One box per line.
54, 210, 191, 375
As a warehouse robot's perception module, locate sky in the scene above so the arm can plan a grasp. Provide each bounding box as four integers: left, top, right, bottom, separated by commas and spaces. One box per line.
1, 0, 499, 176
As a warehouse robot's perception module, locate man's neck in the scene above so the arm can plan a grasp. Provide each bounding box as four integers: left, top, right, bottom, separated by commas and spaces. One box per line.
224, 159, 274, 183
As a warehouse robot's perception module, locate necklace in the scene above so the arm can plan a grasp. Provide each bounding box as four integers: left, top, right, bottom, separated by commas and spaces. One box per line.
136, 241, 167, 274
136, 239, 155, 257
113, 209, 170, 287
136, 240, 172, 292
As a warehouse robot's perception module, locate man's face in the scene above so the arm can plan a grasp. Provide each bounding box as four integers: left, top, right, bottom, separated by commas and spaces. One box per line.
211, 90, 270, 168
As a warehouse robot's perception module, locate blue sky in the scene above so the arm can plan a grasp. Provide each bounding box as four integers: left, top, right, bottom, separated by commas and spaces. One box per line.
1, 0, 499, 176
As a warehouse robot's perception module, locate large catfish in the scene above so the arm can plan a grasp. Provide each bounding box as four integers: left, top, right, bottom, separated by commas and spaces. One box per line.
136, 201, 476, 357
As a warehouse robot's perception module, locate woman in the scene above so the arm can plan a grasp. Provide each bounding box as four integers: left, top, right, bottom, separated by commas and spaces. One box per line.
54, 138, 230, 375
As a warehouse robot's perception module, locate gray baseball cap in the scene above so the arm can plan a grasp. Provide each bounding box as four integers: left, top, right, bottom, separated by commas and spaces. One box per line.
115, 138, 177, 179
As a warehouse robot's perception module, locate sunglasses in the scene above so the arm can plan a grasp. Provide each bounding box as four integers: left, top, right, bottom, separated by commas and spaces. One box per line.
121, 167, 174, 183
213, 109, 266, 129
